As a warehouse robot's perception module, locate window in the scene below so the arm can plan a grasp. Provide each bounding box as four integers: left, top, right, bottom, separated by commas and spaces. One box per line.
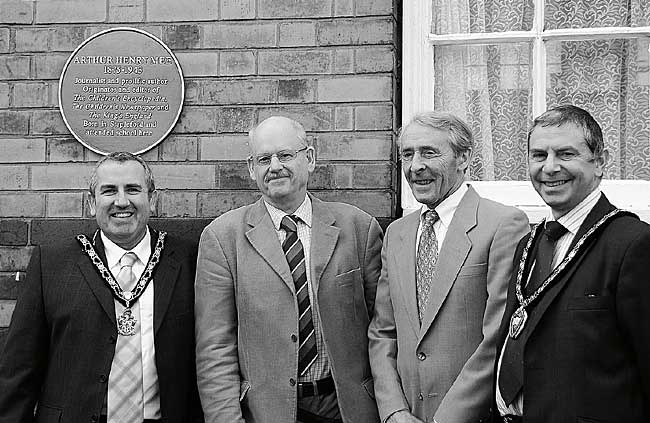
402, 0, 650, 215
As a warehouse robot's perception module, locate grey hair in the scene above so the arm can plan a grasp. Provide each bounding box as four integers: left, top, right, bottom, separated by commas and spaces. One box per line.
88, 152, 155, 196
398, 111, 474, 157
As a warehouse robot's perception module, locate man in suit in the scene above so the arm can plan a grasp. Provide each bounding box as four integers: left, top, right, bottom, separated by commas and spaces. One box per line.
195, 116, 383, 423
369, 111, 529, 423
494, 105, 650, 423
0, 152, 203, 423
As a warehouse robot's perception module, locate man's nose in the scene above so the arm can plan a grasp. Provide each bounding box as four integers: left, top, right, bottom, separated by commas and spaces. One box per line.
114, 190, 129, 206
269, 154, 283, 171
542, 154, 560, 173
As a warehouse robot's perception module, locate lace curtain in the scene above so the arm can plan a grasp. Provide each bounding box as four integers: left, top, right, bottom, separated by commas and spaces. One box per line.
432, 0, 650, 180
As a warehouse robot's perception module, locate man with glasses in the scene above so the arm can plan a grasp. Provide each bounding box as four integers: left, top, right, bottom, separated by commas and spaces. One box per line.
493, 105, 650, 423
369, 111, 528, 423
195, 116, 383, 423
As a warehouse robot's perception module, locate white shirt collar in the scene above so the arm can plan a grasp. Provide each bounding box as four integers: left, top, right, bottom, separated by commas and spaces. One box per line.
264, 195, 313, 230
101, 227, 152, 269
419, 182, 469, 227
547, 187, 602, 235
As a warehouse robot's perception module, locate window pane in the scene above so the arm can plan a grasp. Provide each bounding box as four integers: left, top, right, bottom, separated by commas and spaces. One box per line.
546, 0, 650, 29
546, 38, 650, 178
434, 43, 532, 180
432, 0, 534, 34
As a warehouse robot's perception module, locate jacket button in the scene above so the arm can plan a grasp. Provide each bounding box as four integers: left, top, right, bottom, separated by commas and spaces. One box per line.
91, 415, 99, 422
418, 392, 424, 400
417, 352, 426, 361
99, 374, 107, 383
289, 378, 296, 386
291, 334, 298, 342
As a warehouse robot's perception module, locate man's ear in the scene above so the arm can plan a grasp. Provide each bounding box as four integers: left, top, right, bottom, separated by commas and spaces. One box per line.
87, 193, 97, 217
247, 158, 256, 180
457, 148, 472, 173
148, 190, 158, 214
306, 146, 316, 172
594, 149, 609, 178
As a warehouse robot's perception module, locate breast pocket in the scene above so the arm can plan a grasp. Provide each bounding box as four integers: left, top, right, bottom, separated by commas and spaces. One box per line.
457, 262, 487, 278
35, 404, 62, 423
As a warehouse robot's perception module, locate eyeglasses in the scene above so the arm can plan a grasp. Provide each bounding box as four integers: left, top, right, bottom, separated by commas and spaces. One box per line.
249, 146, 309, 167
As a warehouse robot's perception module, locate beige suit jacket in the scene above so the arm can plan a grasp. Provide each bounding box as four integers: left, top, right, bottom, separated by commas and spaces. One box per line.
195, 195, 383, 423
368, 185, 529, 423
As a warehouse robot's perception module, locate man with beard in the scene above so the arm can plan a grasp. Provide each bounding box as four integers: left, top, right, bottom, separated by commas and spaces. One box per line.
195, 116, 383, 423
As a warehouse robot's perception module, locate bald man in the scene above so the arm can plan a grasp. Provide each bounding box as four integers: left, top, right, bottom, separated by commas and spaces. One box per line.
195, 116, 383, 423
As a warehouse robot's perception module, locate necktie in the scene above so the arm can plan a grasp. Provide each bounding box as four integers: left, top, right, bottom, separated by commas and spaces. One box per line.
416, 210, 439, 322
281, 215, 318, 377
498, 221, 568, 406
108, 252, 144, 423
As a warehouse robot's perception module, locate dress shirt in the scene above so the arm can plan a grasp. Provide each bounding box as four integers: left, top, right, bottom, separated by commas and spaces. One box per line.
495, 188, 602, 416
102, 228, 161, 420
416, 182, 469, 255
264, 196, 331, 383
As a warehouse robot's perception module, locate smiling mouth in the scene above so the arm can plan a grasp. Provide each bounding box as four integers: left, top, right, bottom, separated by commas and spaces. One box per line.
413, 179, 434, 185
542, 180, 569, 187
111, 211, 134, 218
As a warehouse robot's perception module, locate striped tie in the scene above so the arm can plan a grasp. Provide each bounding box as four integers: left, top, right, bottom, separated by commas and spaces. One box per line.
281, 215, 318, 376
108, 252, 143, 423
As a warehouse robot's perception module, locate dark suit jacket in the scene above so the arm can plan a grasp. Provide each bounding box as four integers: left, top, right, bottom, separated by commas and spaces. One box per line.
195, 195, 383, 423
493, 194, 650, 423
0, 229, 203, 423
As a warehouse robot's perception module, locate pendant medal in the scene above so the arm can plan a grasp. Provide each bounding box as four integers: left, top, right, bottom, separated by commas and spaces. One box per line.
117, 308, 137, 336
509, 307, 528, 339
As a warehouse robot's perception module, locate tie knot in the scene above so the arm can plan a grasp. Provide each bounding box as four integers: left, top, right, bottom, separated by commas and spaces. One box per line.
280, 215, 299, 233
120, 252, 138, 268
544, 221, 568, 241
423, 209, 439, 227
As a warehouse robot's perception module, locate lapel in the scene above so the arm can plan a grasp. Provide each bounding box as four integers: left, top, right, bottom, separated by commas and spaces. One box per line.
418, 185, 477, 341
395, 207, 421, 337
152, 230, 181, 334
309, 195, 340, 296
245, 198, 295, 292
77, 231, 116, 326
517, 193, 614, 345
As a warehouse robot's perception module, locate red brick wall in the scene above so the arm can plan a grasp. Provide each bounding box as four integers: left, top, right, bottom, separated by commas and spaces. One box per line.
0, 0, 399, 343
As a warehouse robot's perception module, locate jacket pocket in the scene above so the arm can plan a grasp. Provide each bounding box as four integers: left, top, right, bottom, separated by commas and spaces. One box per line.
336, 268, 361, 287
361, 376, 375, 400
567, 295, 614, 310
240, 380, 251, 402
35, 404, 62, 423
457, 262, 487, 277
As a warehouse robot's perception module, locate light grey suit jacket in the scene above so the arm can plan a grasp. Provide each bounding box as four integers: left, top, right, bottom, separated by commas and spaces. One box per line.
195, 195, 383, 423
368, 185, 529, 423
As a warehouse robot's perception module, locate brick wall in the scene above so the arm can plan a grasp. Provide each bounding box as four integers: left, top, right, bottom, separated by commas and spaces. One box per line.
0, 0, 400, 345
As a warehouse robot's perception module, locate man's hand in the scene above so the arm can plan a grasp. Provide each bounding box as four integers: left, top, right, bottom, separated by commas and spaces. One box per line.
387, 410, 426, 423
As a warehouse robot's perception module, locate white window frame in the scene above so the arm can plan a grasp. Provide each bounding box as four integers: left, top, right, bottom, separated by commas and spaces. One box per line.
402, 0, 650, 222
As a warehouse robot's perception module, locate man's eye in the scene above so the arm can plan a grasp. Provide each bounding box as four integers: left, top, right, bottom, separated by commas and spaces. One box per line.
101, 189, 116, 195
127, 188, 142, 194
400, 151, 414, 160
421, 150, 439, 159
257, 155, 271, 165
529, 153, 546, 161
278, 152, 294, 162
558, 151, 576, 160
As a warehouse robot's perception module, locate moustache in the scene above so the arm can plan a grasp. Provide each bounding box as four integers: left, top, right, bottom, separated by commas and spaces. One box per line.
265, 171, 291, 182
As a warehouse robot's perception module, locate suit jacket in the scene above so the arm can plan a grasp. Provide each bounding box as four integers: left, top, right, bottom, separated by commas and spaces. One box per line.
493, 194, 650, 423
195, 194, 383, 423
369, 185, 529, 423
0, 229, 203, 423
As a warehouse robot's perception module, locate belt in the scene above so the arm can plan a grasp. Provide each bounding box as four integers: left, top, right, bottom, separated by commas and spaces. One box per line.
99, 416, 161, 423
297, 376, 336, 398
500, 415, 522, 423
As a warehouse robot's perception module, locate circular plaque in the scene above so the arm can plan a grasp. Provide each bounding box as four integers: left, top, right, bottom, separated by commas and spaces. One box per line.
59, 27, 184, 155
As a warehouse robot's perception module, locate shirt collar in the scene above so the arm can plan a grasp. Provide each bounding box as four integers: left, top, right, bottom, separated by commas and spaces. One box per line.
546, 187, 602, 235
265, 195, 313, 230
100, 227, 152, 269
419, 182, 469, 227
